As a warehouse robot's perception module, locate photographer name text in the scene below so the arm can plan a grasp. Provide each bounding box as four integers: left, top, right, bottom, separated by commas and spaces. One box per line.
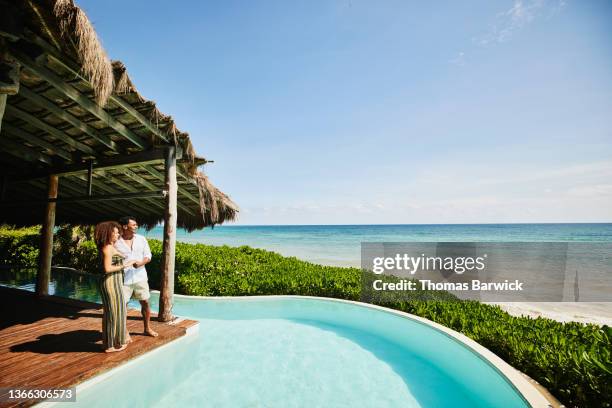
372, 279, 524, 291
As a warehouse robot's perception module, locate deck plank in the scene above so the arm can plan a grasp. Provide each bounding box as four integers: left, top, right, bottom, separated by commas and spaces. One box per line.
0, 286, 198, 408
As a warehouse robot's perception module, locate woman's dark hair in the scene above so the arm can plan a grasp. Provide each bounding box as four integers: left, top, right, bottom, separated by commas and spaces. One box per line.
94, 221, 121, 250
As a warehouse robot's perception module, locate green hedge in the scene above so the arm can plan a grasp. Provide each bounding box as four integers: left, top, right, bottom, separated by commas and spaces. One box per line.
0, 225, 610, 407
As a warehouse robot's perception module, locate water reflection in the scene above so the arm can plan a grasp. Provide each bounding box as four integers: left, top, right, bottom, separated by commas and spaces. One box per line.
0, 267, 142, 307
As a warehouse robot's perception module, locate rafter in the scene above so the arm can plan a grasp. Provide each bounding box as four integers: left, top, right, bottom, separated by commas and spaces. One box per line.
56, 176, 145, 218
2, 122, 72, 161
21, 30, 172, 144
119, 167, 196, 216
15, 148, 169, 181
10, 49, 149, 149
0, 137, 53, 164
5, 105, 95, 155
69, 173, 163, 218
18, 85, 117, 151
141, 164, 201, 206
42, 52, 170, 144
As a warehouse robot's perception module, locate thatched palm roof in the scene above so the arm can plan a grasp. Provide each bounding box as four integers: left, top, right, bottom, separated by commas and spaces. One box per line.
0, 0, 238, 230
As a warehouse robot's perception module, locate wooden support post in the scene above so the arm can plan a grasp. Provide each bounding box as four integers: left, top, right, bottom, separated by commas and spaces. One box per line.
86, 160, 93, 196
36, 174, 58, 296
0, 94, 6, 133
159, 147, 177, 322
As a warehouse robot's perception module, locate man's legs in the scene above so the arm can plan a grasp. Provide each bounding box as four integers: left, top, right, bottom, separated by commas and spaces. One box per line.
132, 280, 158, 337
139, 299, 158, 337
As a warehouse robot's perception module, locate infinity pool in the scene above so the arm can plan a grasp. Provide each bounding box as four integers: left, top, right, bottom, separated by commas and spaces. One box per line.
50, 295, 537, 408
1, 270, 538, 407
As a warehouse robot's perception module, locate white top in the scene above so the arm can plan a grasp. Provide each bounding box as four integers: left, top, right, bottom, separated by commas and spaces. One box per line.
114, 234, 152, 285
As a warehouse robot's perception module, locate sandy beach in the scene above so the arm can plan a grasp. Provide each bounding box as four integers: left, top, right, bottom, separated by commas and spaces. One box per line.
488, 302, 612, 326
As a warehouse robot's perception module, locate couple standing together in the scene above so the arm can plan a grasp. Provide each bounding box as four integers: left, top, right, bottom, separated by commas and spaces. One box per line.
94, 216, 158, 353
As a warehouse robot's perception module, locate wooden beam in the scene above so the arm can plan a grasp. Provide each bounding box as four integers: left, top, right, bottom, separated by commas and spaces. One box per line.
120, 168, 158, 191
75, 170, 165, 216
46, 177, 127, 219
159, 146, 177, 322
120, 167, 196, 216
36, 174, 57, 296
141, 164, 200, 205
141, 164, 203, 217
177, 166, 198, 183
5, 104, 95, 155
0, 191, 165, 206
15, 148, 168, 181
106, 94, 170, 143
27, 159, 152, 223
20, 30, 172, 144
0, 137, 53, 164
101, 172, 167, 212
18, 85, 117, 151
2, 122, 72, 160
11, 50, 149, 149
69, 174, 163, 219
53, 190, 165, 203
36, 178, 121, 220
43, 53, 170, 144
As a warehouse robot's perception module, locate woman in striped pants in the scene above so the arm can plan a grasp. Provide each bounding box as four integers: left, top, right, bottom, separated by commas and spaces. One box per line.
94, 221, 136, 353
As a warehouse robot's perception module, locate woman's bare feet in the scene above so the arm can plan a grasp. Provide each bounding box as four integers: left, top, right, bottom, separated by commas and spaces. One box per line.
104, 343, 127, 353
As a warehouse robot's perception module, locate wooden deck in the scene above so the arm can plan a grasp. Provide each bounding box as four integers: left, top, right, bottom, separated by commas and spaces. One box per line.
0, 286, 198, 407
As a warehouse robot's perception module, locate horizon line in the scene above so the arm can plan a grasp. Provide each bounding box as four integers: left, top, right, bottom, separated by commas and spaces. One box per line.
187, 222, 612, 228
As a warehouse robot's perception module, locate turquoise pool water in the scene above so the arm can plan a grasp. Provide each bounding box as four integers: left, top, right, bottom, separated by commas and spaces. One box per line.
58, 296, 529, 407
1, 271, 530, 407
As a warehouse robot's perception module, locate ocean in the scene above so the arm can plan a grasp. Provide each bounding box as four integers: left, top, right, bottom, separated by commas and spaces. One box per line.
143, 223, 612, 268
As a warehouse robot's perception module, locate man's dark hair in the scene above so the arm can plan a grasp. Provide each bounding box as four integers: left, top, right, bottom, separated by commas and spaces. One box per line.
118, 215, 137, 226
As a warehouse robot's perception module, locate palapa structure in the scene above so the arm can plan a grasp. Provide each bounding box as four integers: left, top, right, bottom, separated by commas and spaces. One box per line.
0, 0, 238, 320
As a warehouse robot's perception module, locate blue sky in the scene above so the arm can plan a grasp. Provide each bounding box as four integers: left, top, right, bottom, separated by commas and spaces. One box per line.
79, 0, 612, 225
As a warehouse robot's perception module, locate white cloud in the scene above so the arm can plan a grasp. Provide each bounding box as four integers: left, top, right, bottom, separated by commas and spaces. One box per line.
236, 159, 612, 225
450, 51, 466, 66
421, 161, 612, 188
567, 184, 612, 197
475, 0, 564, 46
452, 0, 565, 66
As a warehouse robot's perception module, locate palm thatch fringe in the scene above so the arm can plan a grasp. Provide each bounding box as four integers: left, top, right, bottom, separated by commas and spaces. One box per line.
53, 0, 113, 106
111, 61, 134, 95
193, 172, 239, 229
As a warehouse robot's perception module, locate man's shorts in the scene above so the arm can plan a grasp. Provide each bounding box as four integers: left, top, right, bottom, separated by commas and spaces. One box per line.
123, 280, 151, 301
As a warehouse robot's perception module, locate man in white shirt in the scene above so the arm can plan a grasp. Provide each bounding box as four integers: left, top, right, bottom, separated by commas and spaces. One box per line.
115, 216, 158, 337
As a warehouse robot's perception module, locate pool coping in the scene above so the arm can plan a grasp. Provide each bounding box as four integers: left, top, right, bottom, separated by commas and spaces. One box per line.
166, 292, 555, 408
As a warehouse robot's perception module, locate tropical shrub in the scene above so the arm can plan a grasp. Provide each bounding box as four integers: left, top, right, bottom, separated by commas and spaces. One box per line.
0, 225, 40, 267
